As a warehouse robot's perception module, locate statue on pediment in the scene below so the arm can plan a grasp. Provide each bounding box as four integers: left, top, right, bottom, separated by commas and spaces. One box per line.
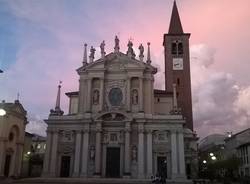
100, 40, 106, 58
114, 36, 120, 52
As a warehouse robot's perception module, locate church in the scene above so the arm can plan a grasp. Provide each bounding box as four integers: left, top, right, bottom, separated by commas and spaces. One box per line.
42, 1, 198, 181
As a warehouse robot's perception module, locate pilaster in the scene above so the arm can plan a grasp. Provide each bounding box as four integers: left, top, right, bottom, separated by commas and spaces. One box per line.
86, 78, 92, 112
49, 130, 59, 177
138, 123, 144, 178
94, 122, 102, 176
99, 78, 104, 112
42, 130, 53, 177
80, 125, 90, 177
73, 130, 82, 177
146, 130, 153, 178
126, 77, 131, 112
124, 122, 131, 176
139, 77, 144, 112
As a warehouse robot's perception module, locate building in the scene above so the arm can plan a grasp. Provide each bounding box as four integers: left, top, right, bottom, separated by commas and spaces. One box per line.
22, 133, 46, 177
0, 100, 28, 178
42, 1, 198, 181
225, 128, 250, 177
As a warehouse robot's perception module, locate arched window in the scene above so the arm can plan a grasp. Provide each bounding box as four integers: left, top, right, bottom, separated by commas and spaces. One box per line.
171, 42, 177, 55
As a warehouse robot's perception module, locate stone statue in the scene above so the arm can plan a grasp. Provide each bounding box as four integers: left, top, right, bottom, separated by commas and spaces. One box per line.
100, 40, 106, 58
114, 35, 120, 52
138, 44, 144, 61
132, 89, 138, 105
127, 40, 135, 59
90, 146, 95, 160
93, 90, 99, 105
132, 146, 137, 161
89, 46, 96, 62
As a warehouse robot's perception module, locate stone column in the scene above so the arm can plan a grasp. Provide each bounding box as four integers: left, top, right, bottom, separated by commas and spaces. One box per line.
94, 122, 102, 176
99, 78, 104, 112
50, 130, 59, 177
138, 123, 144, 178
86, 78, 92, 112
0, 140, 6, 177
78, 78, 86, 113
73, 130, 82, 177
146, 130, 153, 178
124, 122, 131, 176
15, 143, 24, 177
80, 126, 89, 177
127, 77, 131, 112
139, 77, 144, 112
171, 130, 178, 179
9, 147, 17, 177
42, 130, 53, 177
177, 131, 186, 178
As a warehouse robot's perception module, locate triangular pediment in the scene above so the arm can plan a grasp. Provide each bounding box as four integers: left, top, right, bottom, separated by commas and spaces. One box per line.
77, 52, 157, 74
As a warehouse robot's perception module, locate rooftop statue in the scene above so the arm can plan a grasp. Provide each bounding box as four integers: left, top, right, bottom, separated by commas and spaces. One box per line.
89, 46, 96, 62
114, 35, 120, 53
100, 40, 106, 58
138, 44, 144, 62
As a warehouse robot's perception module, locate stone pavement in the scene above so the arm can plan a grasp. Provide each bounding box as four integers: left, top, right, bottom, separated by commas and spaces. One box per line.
0, 178, 193, 184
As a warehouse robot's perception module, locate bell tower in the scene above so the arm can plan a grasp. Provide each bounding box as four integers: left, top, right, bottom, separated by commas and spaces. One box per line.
164, 1, 193, 130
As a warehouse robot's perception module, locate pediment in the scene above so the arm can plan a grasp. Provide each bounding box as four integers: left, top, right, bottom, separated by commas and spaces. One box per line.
77, 52, 157, 74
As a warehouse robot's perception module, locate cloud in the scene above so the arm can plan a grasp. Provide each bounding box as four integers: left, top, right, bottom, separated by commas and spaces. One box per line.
190, 44, 250, 138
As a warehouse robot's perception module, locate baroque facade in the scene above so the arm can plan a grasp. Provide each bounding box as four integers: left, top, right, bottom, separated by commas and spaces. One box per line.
43, 2, 198, 181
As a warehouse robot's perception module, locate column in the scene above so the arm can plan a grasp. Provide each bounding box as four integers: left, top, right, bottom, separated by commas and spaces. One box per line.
50, 130, 59, 177
94, 122, 102, 176
86, 78, 92, 112
99, 78, 104, 112
139, 77, 144, 112
138, 123, 144, 178
42, 130, 52, 177
127, 77, 131, 112
171, 130, 178, 179
78, 79, 85, 113
15, 143, 24, 177
0, 140, 5, 176
124, 122, 131, 176
146, 130, 153, 178
80, 127, 89, 177
73, 130, 82, 177
9, 148, 17, 177
177, 131, 186, 178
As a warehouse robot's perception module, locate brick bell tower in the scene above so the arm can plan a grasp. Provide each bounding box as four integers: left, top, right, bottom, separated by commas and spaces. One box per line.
164, 1, 193, 130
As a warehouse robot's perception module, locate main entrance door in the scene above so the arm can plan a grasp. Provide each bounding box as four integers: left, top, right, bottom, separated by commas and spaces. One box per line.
157, 156, 167, 179
60, 156, 70, 177
106, 147, 120, 177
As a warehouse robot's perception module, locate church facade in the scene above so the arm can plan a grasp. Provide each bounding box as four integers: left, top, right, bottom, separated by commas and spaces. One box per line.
42, 2, 198, 181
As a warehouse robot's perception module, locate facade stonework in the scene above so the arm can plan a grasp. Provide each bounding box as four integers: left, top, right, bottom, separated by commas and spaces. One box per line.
43, 2, 198, 181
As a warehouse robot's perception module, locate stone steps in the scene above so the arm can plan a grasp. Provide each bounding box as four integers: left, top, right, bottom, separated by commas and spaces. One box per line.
11, 178, 193, 184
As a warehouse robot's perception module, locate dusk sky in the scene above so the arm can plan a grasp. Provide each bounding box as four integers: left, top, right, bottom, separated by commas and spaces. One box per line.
0, 0, 250, 138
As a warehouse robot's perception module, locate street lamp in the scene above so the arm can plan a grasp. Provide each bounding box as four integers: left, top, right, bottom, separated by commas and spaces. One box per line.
211, 156, 217, 160
209, 153, 214, 157
203, 160, 207, 164
0, 108, 6, 116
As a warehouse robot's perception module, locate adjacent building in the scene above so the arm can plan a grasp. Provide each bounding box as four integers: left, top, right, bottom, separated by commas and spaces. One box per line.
0, 100, 28, 178
42, 2, 198, 181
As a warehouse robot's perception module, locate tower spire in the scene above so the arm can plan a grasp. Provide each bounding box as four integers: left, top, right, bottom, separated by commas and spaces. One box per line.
50, 81, 64, 116
168, 1, 183, 34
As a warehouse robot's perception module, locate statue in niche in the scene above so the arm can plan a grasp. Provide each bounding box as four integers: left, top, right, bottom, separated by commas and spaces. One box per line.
131, 146, 137, 161
131, 89, 138, 105
93, 89, 99, 105
90, 146, 95, 160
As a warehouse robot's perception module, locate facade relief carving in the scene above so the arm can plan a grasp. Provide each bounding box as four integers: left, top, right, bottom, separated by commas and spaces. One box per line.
153, 130, 169, 144
59, 130, 74, 143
